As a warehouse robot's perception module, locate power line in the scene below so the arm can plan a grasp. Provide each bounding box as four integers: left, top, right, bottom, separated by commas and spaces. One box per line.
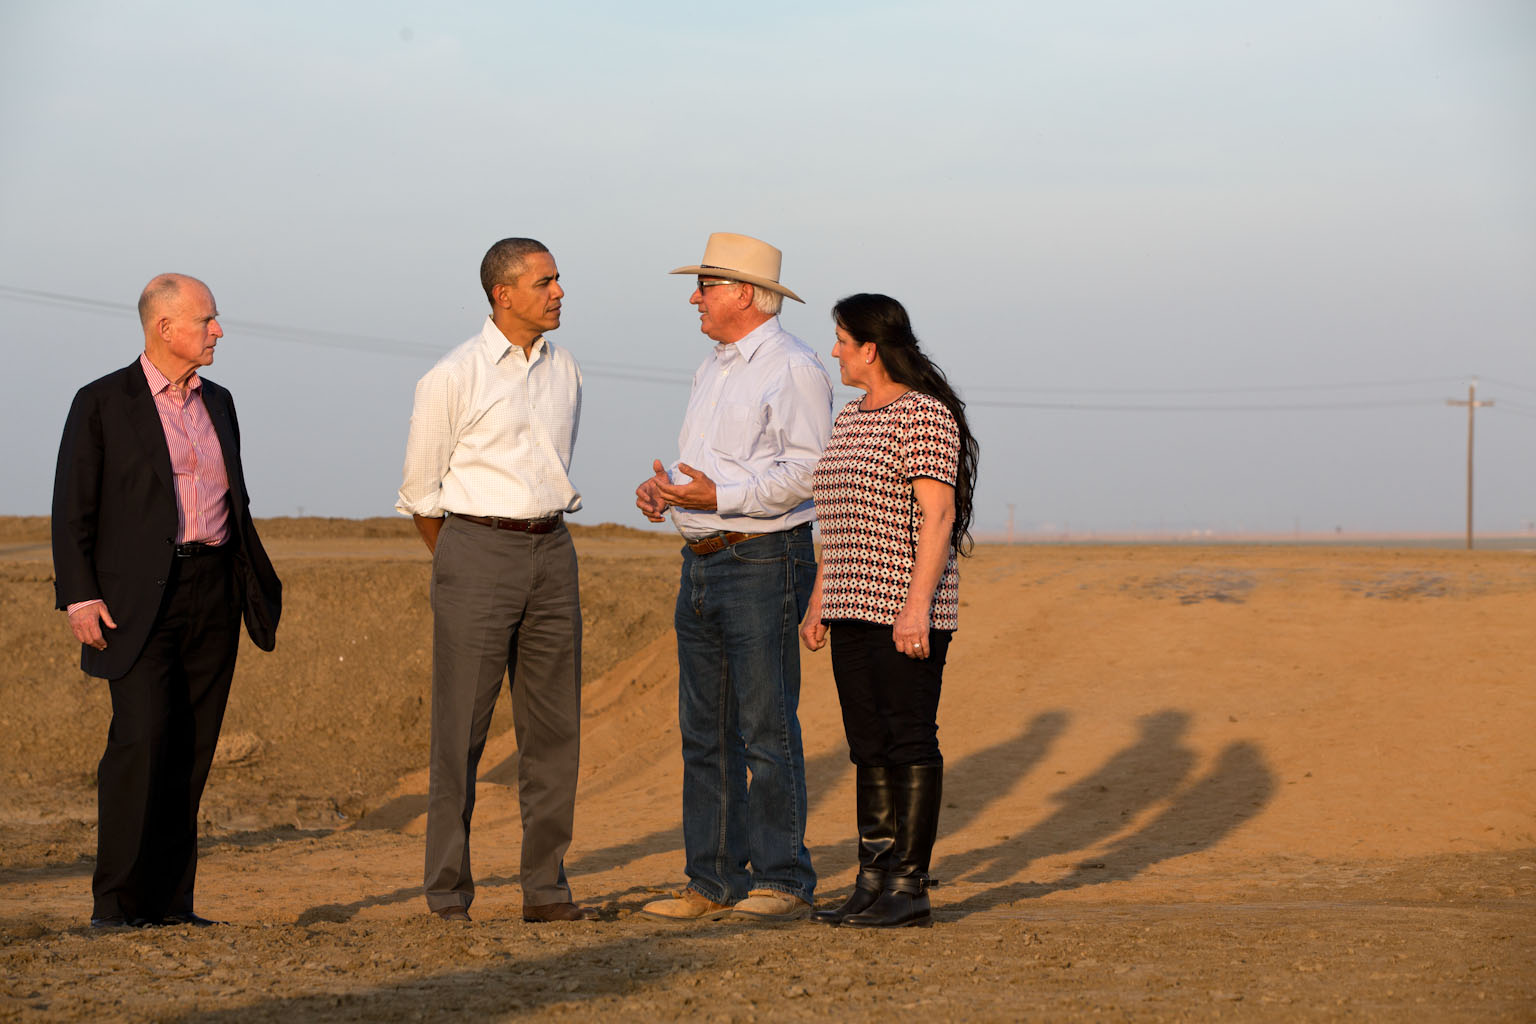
3, 282, 1528, 401
1480, 376, 1536, 397
968, 397, 1440, 412
962, 376, 1466, 396
0, 283, 692, 386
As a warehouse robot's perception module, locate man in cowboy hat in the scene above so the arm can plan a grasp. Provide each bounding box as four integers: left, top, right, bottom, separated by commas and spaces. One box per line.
635, 232, 833, 922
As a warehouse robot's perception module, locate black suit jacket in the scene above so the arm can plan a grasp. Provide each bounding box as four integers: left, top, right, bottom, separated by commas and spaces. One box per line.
51, 361, 282, 680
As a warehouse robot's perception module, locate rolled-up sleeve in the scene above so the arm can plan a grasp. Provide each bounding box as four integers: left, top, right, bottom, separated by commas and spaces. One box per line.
396, 368, 456, 518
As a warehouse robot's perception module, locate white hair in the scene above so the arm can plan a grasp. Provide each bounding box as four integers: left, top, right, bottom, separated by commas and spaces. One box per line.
748, 283, 783, 317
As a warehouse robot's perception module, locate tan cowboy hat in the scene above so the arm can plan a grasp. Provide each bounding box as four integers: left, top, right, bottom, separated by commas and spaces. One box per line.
669, 232, 804, 303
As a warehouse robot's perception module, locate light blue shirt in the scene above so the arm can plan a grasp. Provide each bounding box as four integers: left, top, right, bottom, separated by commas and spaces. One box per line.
669, 317, 833, 540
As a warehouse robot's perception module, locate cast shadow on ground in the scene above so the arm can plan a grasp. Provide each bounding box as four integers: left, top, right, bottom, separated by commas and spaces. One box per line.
164, 924, 767, 1024
0, 854, 95, 885
938, 729, 1275, 920
937, 709, 1197, 884
562, 746, 853, 877
0, 824, 335, 883
299, 713, 1075, 922
295, 873, 517, 926
202, 826, 335, 852
298, 748, 853, 923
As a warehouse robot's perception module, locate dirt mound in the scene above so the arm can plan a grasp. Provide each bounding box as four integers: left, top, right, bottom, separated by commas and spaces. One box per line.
0, 529, 680, 850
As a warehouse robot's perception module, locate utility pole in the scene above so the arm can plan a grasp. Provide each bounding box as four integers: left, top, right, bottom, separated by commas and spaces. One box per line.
1446, 378, 1493, 550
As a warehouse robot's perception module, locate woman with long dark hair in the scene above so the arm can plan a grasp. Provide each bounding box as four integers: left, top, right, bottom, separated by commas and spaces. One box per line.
801, 293, 978, 928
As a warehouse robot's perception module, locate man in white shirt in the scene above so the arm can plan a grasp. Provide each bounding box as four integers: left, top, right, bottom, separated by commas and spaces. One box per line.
635, 233, 834, 922
397, 238, 590, 924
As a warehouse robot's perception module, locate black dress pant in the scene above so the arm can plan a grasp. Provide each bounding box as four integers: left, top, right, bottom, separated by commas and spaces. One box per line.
828, 619, 951, 767
93, 548, 240, 922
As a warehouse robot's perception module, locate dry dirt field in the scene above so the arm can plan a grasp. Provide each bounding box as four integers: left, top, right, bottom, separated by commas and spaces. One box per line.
0, 517, 1531, 1022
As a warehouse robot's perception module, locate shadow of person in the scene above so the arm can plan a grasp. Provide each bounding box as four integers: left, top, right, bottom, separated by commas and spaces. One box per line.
1048, 739, 1276, 891
937, 709, 1196, 884
940, 739, 1276, 919
810, 711, 1069, 898
940, 709, 1071, 838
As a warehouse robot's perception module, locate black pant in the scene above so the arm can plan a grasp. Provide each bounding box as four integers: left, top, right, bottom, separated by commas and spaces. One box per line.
93, 549, 239, 921
828, 620, 951, 767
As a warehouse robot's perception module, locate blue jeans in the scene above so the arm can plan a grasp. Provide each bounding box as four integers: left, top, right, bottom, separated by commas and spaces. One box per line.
675, 524, 817, 904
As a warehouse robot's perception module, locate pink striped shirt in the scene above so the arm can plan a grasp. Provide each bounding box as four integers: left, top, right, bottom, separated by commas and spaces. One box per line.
139, 353, 232, 546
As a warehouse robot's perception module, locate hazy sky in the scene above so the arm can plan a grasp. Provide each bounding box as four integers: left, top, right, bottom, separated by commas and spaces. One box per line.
3, 1, 1533, 535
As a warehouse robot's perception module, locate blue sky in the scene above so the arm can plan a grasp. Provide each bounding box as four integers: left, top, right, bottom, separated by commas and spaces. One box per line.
2, 1, 1533, 534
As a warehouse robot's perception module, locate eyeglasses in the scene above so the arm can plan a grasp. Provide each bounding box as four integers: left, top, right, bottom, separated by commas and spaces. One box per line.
696, 279, 737, 289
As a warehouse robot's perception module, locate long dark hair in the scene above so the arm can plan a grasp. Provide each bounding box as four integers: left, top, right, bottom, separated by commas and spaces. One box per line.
832, 293, 979, 555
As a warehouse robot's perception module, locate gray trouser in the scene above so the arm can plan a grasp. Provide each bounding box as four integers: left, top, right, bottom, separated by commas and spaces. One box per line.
424, 515, 582, 910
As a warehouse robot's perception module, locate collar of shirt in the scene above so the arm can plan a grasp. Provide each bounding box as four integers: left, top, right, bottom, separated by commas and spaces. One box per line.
479, 316, 547, 368
139, 352, 202, 400
714, 318, 775, 365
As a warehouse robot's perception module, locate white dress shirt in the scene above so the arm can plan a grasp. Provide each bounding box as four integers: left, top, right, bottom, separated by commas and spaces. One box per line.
397, 317, 582, 520
670, 317, 833, 539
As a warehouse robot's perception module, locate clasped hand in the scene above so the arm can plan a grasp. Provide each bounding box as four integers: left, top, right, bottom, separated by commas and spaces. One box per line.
634, 459, 718, 522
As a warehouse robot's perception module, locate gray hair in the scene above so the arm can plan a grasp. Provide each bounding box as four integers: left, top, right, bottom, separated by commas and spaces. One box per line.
137, 273, 200, 328
480, 238, 550, 305
750, 284, 783, 317
714, 279, 782, 317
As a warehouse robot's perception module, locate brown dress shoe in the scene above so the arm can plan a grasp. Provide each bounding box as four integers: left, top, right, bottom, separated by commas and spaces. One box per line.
522, 901, 593, 923
432, 906, 471, 922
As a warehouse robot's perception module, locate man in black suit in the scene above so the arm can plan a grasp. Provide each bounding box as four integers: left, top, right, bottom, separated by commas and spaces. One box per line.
52, 273, 281, 928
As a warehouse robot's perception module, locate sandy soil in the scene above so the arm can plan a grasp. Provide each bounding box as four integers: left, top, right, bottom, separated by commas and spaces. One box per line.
0, 518, 1531, 1021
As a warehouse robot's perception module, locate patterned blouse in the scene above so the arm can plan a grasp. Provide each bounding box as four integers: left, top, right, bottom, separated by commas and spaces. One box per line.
812, 390, 961, 630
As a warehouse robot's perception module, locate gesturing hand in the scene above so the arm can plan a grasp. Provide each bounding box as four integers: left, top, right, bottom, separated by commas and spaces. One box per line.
635, 459, 671, 523
655, 462, 719, 512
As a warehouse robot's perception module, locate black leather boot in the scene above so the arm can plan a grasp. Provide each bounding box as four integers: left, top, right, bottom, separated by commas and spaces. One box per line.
813, 765, 895, 925
844, 762, 941, 929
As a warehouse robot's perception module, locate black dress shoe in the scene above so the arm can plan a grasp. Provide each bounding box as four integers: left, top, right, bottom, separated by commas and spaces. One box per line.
161, 912, 223, 927
522, 902, 593, 923
90, 915, 154, 929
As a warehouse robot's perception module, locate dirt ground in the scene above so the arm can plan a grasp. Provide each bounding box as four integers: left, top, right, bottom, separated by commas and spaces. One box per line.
0, 518, 1531, 1022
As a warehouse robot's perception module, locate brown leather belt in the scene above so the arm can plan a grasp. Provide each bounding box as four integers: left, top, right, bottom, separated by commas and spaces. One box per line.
686, 531, 767, 556
452, 512, 564, 535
